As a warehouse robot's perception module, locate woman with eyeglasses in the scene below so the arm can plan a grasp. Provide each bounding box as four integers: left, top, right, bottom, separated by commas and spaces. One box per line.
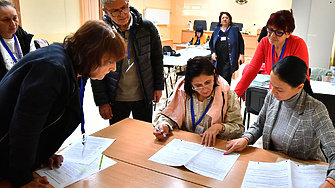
153, 56, 244, 146
234, 9, 309, 98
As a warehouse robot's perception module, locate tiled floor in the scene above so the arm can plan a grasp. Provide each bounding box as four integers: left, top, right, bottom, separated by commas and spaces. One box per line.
61, 60, 263, 150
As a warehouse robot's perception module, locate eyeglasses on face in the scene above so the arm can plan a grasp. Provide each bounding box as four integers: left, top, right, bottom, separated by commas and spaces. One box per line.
107, 4, 130, 17
192, 83, 214, 91
267, 27, 285, 37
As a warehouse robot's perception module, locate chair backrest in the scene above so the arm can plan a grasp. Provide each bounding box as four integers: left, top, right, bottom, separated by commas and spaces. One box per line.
162, 46, 173, 53
245, 86, 268, 115
210, 22, 218, 31
234, 22, 243, 31
34, 39, 49, 49
193, 20, 207, 31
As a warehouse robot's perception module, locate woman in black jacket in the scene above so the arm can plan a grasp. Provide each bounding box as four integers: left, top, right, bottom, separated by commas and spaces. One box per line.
0, 1, 36, 81
0, 20, 126, 188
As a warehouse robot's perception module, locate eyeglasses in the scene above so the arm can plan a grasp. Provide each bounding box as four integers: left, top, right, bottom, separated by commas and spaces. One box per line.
192, 83, 214, 91
106, 4, 130, 17
267, 27, 285, 37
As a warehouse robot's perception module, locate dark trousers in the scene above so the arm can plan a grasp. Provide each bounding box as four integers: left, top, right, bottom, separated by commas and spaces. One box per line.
222, 74, 232, 85
109, 100, 153, 125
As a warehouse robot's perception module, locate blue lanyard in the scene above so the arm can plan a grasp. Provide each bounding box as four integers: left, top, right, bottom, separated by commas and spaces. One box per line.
272, 38, 288, 65
191, 96, 214, 130
118, 26, 133, 62
196, 37, 200, 44
0, 35, 22, 63
218, 26, 230, 38
79, 77, 85, 135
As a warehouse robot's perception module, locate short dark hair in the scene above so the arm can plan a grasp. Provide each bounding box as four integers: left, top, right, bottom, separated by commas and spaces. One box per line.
0, 0, 15, 9
217, 12, 233, 26
184, 56, 219, 96
272, 56, 314, 96
195, 26, 204, 37
64, 20, 126, 78
266, 9, 295, 33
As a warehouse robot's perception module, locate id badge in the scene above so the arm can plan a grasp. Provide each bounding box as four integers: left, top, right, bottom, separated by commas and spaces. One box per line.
221, 37, 226, 41
195, 125, 205, 134
125, 62, 134, 73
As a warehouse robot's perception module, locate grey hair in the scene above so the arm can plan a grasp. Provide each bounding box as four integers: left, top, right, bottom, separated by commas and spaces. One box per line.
100, 0, 117, 8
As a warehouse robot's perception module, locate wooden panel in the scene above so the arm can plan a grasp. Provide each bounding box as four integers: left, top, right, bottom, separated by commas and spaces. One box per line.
161, 39, 173, 47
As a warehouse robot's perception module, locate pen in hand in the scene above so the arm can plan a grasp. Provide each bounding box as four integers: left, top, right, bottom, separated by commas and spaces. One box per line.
153, 125, 168, 138
99, 151, 104, 170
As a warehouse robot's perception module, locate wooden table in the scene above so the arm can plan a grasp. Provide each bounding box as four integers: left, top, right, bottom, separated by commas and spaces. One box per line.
92, 118, 324, 188
1, 118, 326, 188
0, 156, 203, 188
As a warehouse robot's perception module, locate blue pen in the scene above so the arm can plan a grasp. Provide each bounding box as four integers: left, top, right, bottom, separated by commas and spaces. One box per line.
153, 125, 168, 138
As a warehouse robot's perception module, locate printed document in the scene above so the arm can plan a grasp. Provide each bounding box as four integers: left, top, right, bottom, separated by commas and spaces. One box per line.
59, 136, 116, 164
241, 160, 328, 188
36, 155, 116, 188
149, 139, 240, 181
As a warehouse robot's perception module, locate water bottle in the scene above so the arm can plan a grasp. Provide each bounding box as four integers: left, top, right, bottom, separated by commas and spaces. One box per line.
331, 68, 335, 86
186, 42, 189, 51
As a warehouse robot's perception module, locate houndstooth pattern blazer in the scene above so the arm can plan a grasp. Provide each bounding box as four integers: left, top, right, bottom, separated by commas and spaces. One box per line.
243, 90, 335, 179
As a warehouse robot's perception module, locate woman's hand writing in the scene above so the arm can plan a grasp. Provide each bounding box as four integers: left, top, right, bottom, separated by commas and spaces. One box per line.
153, 124, 169, 140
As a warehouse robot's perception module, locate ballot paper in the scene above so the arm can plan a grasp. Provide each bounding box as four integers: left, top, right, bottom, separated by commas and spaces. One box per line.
148, 139, 240, 181
36, 155, 116, 188
241, 160, 328, 188
59, 136, 115, 164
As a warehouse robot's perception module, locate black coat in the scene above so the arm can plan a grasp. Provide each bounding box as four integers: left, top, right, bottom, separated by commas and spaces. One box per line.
0, 26, 34, 81
0, 44, 82, 188
91, 6, 164, 107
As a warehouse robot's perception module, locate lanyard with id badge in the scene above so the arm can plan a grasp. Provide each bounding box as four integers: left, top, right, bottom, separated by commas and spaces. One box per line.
119, 26, 134, 73
191, 96, 214, 134
218, 26, 230, 41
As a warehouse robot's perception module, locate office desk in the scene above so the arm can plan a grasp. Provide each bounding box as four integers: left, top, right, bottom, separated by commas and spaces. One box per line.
163, 48, 211, 67
92, 118, 324, 188
181, 30, 258, 57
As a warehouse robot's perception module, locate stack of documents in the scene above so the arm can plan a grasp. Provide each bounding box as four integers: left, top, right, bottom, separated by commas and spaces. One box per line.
241, 160, 328, 188
252, 74, 270, 86
36, 136, 117, 188
149, 139, 240, 181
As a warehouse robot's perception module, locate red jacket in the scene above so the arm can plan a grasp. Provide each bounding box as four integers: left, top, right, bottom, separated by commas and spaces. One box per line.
234, 35, 309, 97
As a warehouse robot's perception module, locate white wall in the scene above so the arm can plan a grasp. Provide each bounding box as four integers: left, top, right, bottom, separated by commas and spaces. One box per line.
292, 0, 335, 68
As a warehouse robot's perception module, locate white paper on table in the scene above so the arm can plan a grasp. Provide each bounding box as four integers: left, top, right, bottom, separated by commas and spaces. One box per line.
184, 147, 240, 181
36, 155, 116, 188
59, 136, 115, 165
291, 161, 328, 188
148, 139, 204, 166
149, 139, 240, 181
241, 160, 328, 188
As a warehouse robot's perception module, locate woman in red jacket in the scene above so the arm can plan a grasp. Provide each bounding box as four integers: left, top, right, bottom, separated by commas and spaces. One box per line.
234, 9, 309, 97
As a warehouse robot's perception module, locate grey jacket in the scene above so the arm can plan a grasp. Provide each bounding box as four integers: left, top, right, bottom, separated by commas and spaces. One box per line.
243, 90, 335, 179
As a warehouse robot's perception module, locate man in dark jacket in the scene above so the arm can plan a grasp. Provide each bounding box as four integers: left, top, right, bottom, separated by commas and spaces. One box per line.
91, 0, 164, 124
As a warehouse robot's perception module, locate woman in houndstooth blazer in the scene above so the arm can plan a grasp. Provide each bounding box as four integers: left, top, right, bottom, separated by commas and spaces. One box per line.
226, 56, 335, 187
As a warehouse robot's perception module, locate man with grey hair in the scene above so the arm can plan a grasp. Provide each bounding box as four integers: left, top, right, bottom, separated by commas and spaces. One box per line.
91, 0, 164, 124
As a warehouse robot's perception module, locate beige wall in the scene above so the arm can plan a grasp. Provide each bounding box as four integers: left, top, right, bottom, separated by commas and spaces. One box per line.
19, 0, 291, 44
20, 0, 80, 43
170, 0, 292, 43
